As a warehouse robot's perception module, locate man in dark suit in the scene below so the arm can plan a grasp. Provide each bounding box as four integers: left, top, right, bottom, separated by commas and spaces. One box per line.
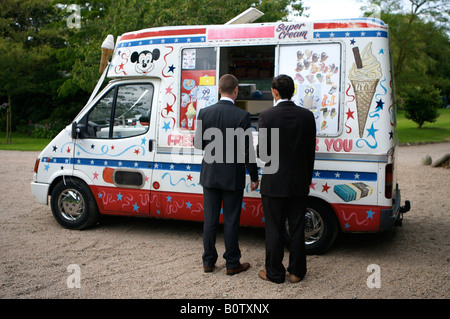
194, 74, 259, 275
257, 74, 316, 284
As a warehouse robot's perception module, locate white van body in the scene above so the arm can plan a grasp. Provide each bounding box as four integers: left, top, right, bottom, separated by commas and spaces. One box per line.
31, 18, 410, 253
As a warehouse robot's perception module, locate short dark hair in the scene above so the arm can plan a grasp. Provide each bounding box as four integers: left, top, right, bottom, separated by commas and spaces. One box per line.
271, 75, 295, 100
219, 74, 239, 95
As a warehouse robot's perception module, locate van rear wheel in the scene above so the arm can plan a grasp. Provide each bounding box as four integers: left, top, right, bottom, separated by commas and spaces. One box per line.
50, 178, 99, 230
284, 197, 339, 255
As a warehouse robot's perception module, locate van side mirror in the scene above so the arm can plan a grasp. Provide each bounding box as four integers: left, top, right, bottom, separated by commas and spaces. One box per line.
71, 121, 87, 139
71, 121, 78, 139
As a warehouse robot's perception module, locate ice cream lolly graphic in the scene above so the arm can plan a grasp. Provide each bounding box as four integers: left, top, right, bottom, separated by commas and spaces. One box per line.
100, 34, 115, 73
349, 43, 382, 138
334, 182, 373, 202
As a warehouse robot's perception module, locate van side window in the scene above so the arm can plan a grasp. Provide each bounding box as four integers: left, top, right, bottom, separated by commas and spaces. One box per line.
85, 83, 154, 139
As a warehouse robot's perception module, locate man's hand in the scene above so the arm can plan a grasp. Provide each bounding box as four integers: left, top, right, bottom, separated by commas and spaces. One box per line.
250, 180, 260, 191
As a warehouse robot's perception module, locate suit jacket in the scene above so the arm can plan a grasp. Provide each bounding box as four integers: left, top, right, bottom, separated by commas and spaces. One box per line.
258, 101, 316, 197
194, 100, 259, 191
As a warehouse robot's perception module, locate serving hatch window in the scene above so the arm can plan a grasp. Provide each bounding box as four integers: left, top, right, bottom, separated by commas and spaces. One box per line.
279, 43, 342, 136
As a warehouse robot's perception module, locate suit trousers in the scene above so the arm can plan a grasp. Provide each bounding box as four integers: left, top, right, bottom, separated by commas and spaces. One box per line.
262, 195, 307, 283
202, 187, 243, 269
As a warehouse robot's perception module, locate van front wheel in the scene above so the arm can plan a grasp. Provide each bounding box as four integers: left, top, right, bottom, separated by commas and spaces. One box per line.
50, 178, 99, 230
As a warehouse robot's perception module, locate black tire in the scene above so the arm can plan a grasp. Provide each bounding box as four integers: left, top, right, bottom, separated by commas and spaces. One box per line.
50, 177, 99, 230
284, 197, 339, 255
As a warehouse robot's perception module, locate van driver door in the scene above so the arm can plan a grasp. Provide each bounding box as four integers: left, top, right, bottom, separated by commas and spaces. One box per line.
73, 80, 158, 216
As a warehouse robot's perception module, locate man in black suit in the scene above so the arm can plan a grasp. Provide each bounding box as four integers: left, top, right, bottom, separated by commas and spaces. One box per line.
194, 74, 259, 275
257, 74, 316, 284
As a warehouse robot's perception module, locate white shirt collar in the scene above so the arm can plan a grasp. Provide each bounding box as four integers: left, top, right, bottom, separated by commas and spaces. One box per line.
274, 99, 289, 106
220, 97, 234, 104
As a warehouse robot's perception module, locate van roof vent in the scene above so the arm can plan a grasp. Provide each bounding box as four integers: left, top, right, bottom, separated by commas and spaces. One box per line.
225, 8, 264, 25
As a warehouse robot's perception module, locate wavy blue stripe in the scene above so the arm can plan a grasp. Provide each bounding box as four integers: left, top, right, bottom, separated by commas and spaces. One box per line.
75, 144, 145, 157
161, 172, 197, 188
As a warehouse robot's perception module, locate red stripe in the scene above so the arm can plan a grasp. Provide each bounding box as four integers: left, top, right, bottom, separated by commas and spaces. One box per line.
208, 26, 275, 40
121, 28, 207, 40
314, 22, 386, 29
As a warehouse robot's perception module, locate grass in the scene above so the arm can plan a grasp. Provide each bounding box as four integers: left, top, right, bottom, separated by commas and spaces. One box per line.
0, 132, 52, 151
397, 108, 450, 144
1, 109, 449, 151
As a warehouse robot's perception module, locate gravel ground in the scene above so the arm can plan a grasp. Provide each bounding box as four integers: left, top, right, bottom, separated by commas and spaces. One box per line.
0, 142, 449, 300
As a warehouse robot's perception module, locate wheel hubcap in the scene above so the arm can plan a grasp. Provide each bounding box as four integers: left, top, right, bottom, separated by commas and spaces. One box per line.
305, 208, 324, 245
58, 189, 85, 221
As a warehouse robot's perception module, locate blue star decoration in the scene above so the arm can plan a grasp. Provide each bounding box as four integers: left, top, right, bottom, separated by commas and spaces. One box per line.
53, 145, 57, 152
162, 121, 171, 132
366, 209, 375, 220
350, 39, 356, 45
376, 99, 384, 110
133, 202, 140, 212
366, 123, 378, 139
168, 64, 176, 73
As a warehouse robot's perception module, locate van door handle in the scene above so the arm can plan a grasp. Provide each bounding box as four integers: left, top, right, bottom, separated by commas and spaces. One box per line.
149, 139, 154, 152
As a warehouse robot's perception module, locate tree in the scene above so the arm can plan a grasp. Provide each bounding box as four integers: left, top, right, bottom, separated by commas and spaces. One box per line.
359, 0, 450, 108
404, 85, 441, 128
0, 0, 69, 139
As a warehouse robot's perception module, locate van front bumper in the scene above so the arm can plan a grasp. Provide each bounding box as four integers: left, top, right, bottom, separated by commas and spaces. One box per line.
31, 181, 50, 205
379, 184, 410, 231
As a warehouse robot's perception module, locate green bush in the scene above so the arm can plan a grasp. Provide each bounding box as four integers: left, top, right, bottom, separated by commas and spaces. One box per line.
17, 119, 67, 140
403, 85, 442, 128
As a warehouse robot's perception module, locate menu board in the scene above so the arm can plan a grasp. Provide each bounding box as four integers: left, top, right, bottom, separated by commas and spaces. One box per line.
279, 43, 342, 136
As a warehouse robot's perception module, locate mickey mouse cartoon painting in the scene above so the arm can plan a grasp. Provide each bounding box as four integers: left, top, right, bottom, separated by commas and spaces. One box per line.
130, 49, 160, 75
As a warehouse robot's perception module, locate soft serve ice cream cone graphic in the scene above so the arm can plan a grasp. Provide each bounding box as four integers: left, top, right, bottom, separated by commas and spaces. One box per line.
100, 34, 115, 73
349, 43, 382, 138
185, 103, 196, 130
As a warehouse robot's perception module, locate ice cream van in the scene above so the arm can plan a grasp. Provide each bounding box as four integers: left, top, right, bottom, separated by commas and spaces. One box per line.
31, 9, 410, 254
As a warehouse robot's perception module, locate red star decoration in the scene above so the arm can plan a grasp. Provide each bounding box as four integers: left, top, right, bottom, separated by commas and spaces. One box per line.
187, 174, 193, 181
165, 85, 173, 95
134, 149, 140, 155
322, 183, 330, 193
309, 182, 316, 190
164, 103, 174, 114
67, 147, 71, 153
118, 63, 125, 70
93, 172, 99, 180
111, 145, 115, 150
346, 109, 354, 120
